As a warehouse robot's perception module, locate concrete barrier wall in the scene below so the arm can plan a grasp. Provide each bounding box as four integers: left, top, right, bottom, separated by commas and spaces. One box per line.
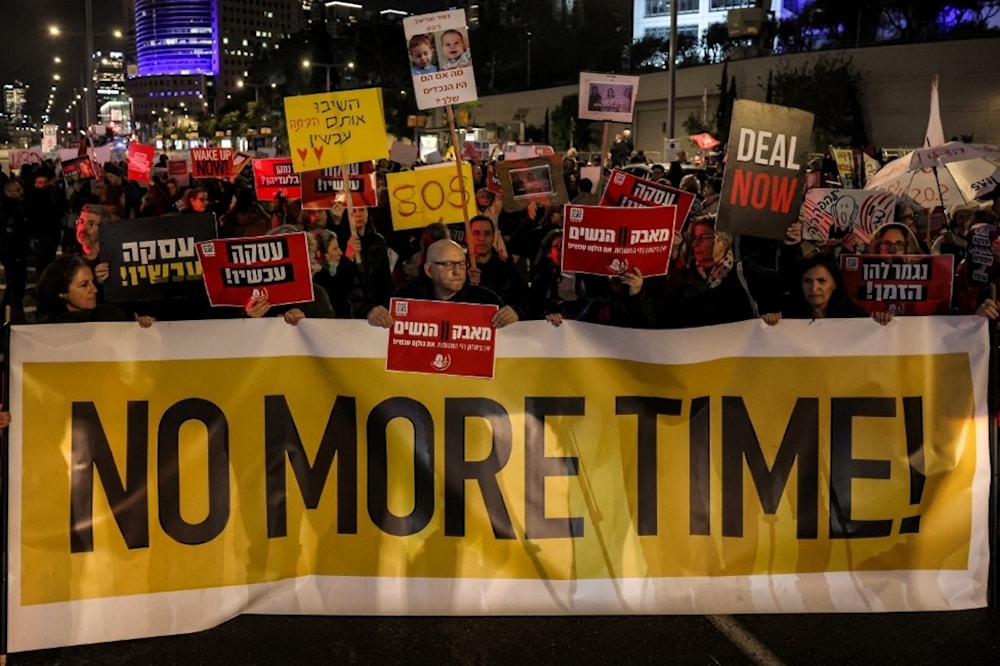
469, 38, 1000, 157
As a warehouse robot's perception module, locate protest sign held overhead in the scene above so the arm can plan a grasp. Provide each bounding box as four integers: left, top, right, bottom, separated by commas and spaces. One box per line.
252, 158, 302, 201
127, 143, 156, 183
562, 205, 676, 277
168, 158, 190, 188
191, 147, 234, 179
300, 161, 377, 210
800, 189, 897, 249
601, 168, 696, 231
578, 72, 640, 123
284, 88, 388, 171
718, 100, 814, 240
966, 222, 998, 285
841, 254, 954, 315
494, 155, 568, 213
10, 149, 42, 170
60, 155, 96, 183
100, 213, 217, 303
387, 298, 497, 379
387, 163, 475, 231
404, 10, 478, 110
197, 232, 314, 308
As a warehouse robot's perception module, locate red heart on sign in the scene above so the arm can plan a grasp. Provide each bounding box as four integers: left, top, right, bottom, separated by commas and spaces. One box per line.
296, 147, 308, 163
313, 147, 324, 163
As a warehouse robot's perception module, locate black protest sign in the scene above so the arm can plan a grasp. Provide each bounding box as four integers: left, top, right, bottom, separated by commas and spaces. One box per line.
717, 100, 814, 240
100, 213, 218, 302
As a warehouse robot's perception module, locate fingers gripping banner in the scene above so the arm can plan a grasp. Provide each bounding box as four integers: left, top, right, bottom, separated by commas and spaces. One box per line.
6, 317, 991, 651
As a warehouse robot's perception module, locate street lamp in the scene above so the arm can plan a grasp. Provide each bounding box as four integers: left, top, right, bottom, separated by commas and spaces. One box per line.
302, 59, 336, 92
48, 0, 122, 136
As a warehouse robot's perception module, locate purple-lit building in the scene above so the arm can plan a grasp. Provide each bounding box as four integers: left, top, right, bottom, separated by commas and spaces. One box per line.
127, 0, 305, 137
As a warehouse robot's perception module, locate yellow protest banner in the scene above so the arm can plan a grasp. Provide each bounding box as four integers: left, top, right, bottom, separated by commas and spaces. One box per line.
831, 147, 856, 183
284, 88, 388, 172
6, 317, 990, 651
387, 163, 475, 230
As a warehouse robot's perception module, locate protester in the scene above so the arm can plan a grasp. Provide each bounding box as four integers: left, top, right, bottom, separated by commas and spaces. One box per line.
35, 255, 155, 326
0, 179, 30, 322
74, 203, 112, 285
367, 239, 518, 329
762, 253, 893, 325
243, 225, 335, 324
659, 217, 782, 328
868, 222, 923, 255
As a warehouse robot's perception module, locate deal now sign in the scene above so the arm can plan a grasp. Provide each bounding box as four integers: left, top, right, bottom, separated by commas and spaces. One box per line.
717, 100, 814, 241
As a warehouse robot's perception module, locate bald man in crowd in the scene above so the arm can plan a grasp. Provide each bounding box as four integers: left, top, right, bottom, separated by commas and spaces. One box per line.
366, 239, 519, 329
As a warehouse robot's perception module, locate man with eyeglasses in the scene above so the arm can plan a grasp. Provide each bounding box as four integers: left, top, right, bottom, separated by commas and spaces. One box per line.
367, 239, 519, 329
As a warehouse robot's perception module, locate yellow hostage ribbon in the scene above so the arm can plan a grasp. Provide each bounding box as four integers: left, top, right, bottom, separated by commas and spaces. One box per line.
14, 320, 984, 605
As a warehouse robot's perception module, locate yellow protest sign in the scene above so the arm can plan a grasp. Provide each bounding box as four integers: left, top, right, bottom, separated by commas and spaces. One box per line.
284, 88, 388, 172
387, 163, 475, 230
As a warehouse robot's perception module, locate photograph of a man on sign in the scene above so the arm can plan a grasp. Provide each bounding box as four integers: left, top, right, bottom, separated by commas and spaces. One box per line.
578, 72, 640, 123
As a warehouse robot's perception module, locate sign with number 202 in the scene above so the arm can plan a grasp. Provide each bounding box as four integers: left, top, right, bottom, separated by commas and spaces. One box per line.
387, 163, 475, 231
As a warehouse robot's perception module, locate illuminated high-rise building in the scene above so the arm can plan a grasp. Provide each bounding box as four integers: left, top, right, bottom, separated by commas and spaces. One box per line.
3, 81, 29, 122
127, 0, 300, 131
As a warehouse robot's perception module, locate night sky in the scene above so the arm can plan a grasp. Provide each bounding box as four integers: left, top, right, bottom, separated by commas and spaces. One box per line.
1, 0, 444, 122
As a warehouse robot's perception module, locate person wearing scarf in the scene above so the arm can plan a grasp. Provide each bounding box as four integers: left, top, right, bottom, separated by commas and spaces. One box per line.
659, 217, 782, 328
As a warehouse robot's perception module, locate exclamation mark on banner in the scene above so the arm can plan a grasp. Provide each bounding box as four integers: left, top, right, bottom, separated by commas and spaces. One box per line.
866, 281, 874, 300
899, 396, 926, 534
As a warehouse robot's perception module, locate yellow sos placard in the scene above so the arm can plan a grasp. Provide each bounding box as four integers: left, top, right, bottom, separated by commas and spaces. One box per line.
284, 88, 388, 172
387, 163, 475, 230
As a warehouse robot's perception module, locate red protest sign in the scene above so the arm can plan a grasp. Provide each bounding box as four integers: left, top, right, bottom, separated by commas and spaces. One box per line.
840, 254, 954, 316
61, 156, 96, 182
252, 158, 302, 201
127, 143, 156, 182
562, 205, 676, 277
300, 162, 377, 210
196, 232, 315, 308
600, 169, 695, 231
168, 159, 190, 188
386, 298, 498, 379
191, 147, 234, 179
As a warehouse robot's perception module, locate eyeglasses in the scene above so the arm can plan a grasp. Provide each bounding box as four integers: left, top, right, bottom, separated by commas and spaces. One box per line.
196, 196, 209, 202
431, 260, 467, 270
878, 240, 906, 251
692, 233, 717, 244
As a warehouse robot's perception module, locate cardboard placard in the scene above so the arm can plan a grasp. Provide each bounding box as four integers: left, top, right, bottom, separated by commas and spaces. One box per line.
196, 232, 315, 308
600, 168, 696, 231
840, 254, 954, 315
562, 205, 676, 277
252, 158, 303, 201
404, 10, 479, 110
578, 71, 640, 123
127, 143, 156, 183
300, 161, 377, 210
191, 147, 234, 179
386, 298, 497, 379
494, 155, 568, 213
100, 213, 217, 302
800, 188, 897, 248
387, 162, 475, 230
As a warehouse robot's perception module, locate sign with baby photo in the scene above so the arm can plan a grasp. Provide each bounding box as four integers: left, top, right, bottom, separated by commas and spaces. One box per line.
404, 9, 478, 110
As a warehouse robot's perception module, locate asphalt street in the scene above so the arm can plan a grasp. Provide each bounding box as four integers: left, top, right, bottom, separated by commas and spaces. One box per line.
7, 609, 1000, 664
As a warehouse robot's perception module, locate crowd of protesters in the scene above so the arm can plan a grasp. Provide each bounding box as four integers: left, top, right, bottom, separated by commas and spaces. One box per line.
0, 143, 999, 341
